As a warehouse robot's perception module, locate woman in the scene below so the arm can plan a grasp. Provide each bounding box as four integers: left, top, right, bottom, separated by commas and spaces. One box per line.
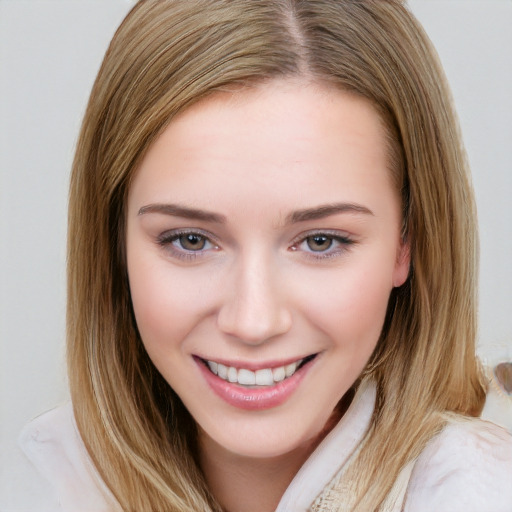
18, 1, 512, 511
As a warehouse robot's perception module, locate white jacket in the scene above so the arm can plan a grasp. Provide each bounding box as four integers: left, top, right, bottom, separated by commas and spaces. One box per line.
4, 382, 512, 512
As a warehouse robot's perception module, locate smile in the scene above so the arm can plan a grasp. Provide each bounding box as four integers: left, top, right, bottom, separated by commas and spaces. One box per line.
200, 354, 317, 388
205, 358, 306, 387
196, 354, 318, 410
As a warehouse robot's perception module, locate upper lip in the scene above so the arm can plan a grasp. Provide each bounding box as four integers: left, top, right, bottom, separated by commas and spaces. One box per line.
194, 353, 318, 371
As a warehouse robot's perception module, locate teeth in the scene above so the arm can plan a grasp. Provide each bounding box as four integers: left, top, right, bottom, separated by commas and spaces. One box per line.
206, 359, 304, 387
285, 362, 297, 377
227, 366, 238, 383
255, 368, 273, 386
272, 366, 286, 382
238, 369, 256, 385
217, 363, 228, 379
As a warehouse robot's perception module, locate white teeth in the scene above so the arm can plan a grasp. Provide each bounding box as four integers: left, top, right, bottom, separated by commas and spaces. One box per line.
255, 368, 274, 386
285, 362, 297, 377
217, 363, 228, 379
272, 366, 286, 382
238, 369, 256, 385
207, 361, 218, 375
206, 358, 304, 387
227, 366, 238, 383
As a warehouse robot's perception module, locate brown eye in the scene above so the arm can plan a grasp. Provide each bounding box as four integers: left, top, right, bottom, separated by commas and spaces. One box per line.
178, 233, 207, 251
306, 235, 333, 252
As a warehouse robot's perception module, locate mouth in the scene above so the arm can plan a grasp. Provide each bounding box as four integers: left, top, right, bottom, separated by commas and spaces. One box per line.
199, 354, 318, 388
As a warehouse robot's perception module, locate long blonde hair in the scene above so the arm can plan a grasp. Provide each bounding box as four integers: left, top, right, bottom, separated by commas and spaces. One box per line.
67, 1, 485, 510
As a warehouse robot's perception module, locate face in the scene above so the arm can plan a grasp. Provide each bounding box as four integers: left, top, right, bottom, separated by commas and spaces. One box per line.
126, 80, 409, 460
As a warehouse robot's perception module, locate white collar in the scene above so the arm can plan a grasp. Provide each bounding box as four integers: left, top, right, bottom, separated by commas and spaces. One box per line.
276, 380, 376, 511
19, 403, 117, 511
20, 382, 376, 512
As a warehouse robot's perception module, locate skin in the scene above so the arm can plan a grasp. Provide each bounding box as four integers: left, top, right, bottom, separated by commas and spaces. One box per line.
126, 80, 410, 512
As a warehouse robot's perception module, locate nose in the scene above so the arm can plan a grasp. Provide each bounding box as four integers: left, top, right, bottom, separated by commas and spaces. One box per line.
216, 253, 292, 345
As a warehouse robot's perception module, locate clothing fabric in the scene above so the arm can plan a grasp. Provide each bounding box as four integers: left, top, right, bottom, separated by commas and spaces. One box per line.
6, 382, 512, 512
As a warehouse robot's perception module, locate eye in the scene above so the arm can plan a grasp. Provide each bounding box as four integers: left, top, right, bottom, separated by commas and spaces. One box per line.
306, 235, 334, 252
157, 229, 218, 260
175, 233, 209, 251
290, 231, 355, 259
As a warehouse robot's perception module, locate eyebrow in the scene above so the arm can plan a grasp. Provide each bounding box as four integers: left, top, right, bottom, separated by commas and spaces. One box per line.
285, 203, 374, 224
138, 201, 373, 224
138, 204, 227, 223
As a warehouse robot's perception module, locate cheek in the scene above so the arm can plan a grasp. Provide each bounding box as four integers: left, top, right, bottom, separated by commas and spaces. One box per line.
127, 252, 216, 353
293, 259, 395, 345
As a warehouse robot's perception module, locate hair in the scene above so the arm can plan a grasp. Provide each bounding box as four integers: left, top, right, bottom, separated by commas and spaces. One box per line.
67, 0, 486, 510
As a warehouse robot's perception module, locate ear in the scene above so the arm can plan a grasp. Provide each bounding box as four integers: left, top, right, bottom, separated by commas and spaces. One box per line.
392, 237, 411, 288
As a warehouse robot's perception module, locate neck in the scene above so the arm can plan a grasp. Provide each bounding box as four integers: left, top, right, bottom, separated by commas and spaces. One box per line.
199, 435, 313, 512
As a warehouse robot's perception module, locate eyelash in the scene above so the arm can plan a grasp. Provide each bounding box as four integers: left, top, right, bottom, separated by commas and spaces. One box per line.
156, 229, 355, 261
157, 229, 219, 261
289, 231, 355, 260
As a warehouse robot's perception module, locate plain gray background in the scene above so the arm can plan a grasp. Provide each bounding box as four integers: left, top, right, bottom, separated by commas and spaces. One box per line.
1, 0, 511, 502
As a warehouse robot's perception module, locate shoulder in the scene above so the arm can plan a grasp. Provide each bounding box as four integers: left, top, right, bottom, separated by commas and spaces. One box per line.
18, 403, 117, 512
20, 403, 77, 461
405, 417, 512, 512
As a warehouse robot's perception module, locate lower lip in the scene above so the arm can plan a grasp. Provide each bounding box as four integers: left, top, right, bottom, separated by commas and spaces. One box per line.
196, 357, 315, 411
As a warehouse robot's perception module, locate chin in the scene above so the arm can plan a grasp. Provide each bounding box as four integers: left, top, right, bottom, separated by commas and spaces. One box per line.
197, 406, 332, 461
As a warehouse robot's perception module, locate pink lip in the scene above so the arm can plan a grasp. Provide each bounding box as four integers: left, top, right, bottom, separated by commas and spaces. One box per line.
195, 356, 315, 411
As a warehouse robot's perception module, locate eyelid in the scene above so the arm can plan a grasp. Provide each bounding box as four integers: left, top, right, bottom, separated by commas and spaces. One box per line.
290, 228, 354, 245
157, 227, 219, 244
156, 228, 220, 260
289, 229, 356, 259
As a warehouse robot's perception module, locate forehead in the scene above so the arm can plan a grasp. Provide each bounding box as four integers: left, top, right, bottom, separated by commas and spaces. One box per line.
165, 80, 386, 155
128, 79, 398, 219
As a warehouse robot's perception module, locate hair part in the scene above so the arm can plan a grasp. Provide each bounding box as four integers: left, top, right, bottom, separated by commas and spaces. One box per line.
67, 1, 485, 510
